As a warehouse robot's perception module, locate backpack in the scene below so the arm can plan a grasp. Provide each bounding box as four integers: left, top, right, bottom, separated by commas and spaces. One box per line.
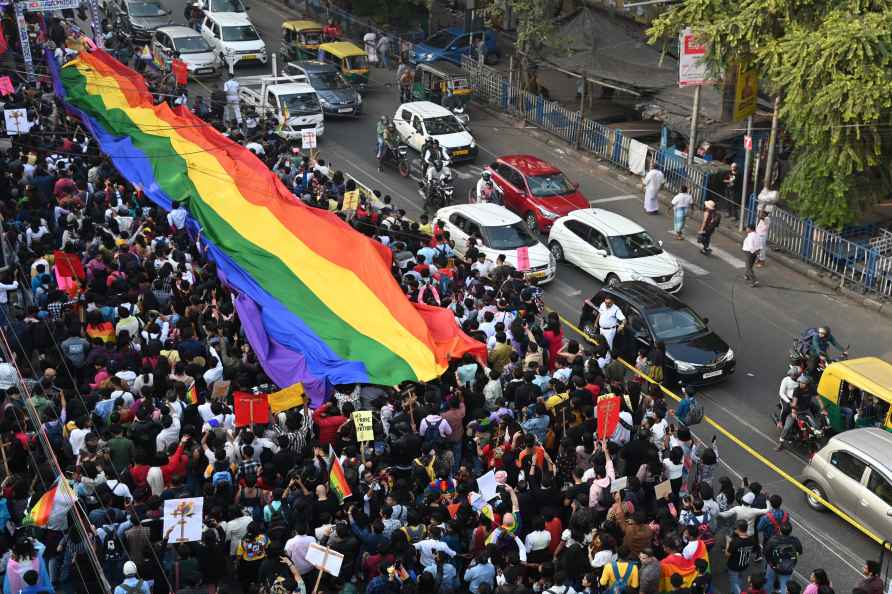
212, 469, 232, 487
120, 579, 145, 594
267, 504, 289, 541
769, 538, 799, 574
683, 397, 704, 426
688, 512, 715, 549
596, 481, 612, 509
795, 327, 820, 356
765, 510, 789, 536
422, 416, 445, 452
98, 527, 126, 563
605, 560, 634, 593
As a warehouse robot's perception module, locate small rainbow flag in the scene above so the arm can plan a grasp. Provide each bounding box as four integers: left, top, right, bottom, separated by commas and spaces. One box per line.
659, 553, 698, 592
24, 479, 75, 527
328, 446, 352, 503
186, 382, 199, 405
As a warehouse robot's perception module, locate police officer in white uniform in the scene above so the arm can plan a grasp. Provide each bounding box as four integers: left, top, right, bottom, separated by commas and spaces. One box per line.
595, 295, 625, 349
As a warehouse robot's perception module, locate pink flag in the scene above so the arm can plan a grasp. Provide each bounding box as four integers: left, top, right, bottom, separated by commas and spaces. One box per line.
516, 246, 530, 271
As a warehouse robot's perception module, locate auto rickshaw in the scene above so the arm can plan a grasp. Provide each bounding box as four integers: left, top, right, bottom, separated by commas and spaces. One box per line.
317, 41, 369, 90
280, 20, 324, 61
817, 357, 892, 433
411, 61, 472, 106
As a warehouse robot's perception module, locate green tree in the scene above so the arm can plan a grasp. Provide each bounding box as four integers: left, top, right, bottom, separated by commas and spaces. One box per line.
648, 0, 892, 228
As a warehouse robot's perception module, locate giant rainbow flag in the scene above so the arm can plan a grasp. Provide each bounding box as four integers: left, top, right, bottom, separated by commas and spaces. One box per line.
52, 49, 484, 389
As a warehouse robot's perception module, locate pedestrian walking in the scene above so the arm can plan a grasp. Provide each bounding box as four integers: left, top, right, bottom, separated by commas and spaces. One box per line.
743, 225, 760, 287
670, 185, 693, 239
363, 30, 378, 66
756, 210, 770, 267
398, 59, 414, 103
764, 522, 802, 594
377, 32, 392, 69
642, 163, 664, 214
723, 162, 739, 218
698, 200, 721, 255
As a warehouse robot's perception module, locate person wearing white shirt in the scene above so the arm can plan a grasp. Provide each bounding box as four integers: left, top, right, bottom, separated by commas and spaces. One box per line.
69, 425, 90, 455
471, 254, 494, 279
642, 164, 665, 214
202, 348, 223, 385
413, 529, 456, 566
222, 74, 241, 121
742, 225, 760, 287
285, 530, 318, 575
223, 513, 254, 556
418, 414, 452, 440
594, 296, 625, 350
671, 186, 694, 239
167, 201, 188, 230
524, 525, 551, 554
756, 211, 771, 265
156, 415, 181, 453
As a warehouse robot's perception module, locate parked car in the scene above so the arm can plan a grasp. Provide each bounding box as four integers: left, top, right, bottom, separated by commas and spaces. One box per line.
393, 101, 476, 162
434, 203, 556, 284
579, 282, 735, 385
283, 61, 361, 117
152, 26, 221, 77
801, 428, 892, 542
107, 0, 173, 40
200, 12, 266, 73
410, 27, 499, 65
485, 155, 588, 232
548, 208, 683, 293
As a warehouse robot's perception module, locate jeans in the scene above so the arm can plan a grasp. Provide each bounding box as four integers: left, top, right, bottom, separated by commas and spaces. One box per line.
376, 137, 384, 159
765, 565, 793, 593
745, 250, 759, 283
728, 569, 745, 594
700, 229, 714, 251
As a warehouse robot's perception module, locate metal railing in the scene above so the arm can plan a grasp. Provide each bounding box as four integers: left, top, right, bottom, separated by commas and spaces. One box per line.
464, 55, 892, 300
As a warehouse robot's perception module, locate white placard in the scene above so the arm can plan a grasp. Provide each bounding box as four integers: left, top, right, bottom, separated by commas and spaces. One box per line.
163, 497, 203, 543
610, 476, 628, 493
301, 128, 317, 149
306, 542, 344, 576
4, 109, 31, 135
678, 28, 710, 87
655, 479, 673, 500
476, 470, 499, 502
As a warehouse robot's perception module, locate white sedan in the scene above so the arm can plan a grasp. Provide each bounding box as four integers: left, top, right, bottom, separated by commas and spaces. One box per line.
547, 208, 683, 292
435, 203, 556, 283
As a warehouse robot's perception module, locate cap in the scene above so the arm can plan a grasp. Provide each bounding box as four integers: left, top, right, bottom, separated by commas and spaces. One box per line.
741, 492, 755, 505
123, 561, 138, 576
797, 374, 811, 385
704, 200, 716, 209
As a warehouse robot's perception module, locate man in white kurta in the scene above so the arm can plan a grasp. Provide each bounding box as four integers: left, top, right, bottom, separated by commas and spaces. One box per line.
643, 165, 665, 214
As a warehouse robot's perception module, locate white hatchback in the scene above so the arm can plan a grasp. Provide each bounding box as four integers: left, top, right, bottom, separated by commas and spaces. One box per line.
201, 12, 266, 73
435, 203, 555, 284
547, 208, 683, 292
393, 101, 477, 162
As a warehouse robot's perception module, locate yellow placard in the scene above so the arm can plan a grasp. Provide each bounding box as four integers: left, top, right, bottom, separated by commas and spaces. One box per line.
353, 410, 374, 442
341, 189, 361, 212
733, 64, 758, 121
267, 383, 307, 413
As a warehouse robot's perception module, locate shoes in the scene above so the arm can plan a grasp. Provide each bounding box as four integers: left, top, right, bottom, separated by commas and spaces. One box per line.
750, 281, 760, 287
775, 443, 784, 451
700, 248, 709, 255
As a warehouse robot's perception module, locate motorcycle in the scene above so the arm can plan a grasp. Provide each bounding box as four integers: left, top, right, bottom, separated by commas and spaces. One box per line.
378, 143, 410, 177
421, 175, 453, 210
772, 405, 829, 457
787, 343, 849, 378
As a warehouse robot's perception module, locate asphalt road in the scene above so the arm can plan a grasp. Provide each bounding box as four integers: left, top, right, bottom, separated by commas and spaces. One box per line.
161, 0, 892, 589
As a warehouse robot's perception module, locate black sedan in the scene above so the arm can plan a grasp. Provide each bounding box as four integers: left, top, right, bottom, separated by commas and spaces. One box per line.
579, 281, 735, 386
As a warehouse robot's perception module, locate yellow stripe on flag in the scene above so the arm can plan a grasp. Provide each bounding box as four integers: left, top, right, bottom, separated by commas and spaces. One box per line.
268, 383, 307, 413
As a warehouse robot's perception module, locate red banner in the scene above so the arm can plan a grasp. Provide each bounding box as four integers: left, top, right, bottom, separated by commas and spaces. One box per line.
233, 391, 269, 427
53, 250, 85, 279
172, 59, 188, 86
596, 394, 621, 440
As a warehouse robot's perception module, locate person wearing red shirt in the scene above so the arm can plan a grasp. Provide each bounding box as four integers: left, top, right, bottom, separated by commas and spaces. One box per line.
312, 402, 347, 447
160, 436, 190, 483
544, 513, 563, 555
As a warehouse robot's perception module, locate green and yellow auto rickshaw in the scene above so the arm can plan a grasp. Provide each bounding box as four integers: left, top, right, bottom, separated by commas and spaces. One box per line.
280, 20, 324, 61
317, 41, 369, 90
817, 357, 892, 433
411, 60, 472, 106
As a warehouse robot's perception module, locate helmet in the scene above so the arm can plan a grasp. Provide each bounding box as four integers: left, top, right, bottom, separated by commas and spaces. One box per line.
379, 115, 388, 123
433, 160, 442, 171
432, 139, 440, 146
818, 326, 830, 337
482, 171, 491, 181
796, 374, 812, 385
387, 123, 396, 132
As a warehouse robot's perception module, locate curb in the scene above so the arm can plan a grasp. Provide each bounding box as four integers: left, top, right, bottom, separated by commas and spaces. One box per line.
472, 101, 892, 321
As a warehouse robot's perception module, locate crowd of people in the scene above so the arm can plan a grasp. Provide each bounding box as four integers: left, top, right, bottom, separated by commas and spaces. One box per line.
0, 12, 885, 594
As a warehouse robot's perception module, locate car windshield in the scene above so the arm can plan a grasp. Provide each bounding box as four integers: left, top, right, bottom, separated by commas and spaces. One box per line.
129, 1, 168, 16
309, 71, 348, 90
173, 35, 210, 53
221, 25, 259, 41
424, 115, 463, 135
608, 231, 663, 259
211, 0, 245, 11
344, 54, 368, 70
423, 31, 454, 49
646, 307, 708, 341
482, 222, 538, 250
526, 172, 574, 197
280, 92, 321, 114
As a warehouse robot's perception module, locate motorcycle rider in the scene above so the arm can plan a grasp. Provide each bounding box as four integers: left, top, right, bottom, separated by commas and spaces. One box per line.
776, 375, 828, 451
776, 367, 799, 430
425, 159, 451, 205
378, 121, 400, 171
376, 116, 389, 160
442, 89, 463, 112
807, 326, 847, 374
423, 138, 447, 169
475, 170, 497, 203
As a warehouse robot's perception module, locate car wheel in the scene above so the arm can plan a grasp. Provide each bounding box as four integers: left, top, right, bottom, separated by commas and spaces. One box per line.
549, 241, 564, 262
804, 481, 827, 511
525, 212, 538, 232
606, 273, 621, 288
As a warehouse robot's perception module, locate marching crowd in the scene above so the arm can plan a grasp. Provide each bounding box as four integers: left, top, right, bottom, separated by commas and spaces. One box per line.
0, 18, 886, 594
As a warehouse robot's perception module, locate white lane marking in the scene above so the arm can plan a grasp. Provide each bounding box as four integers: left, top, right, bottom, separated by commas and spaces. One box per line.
589, 195, 638, 204
673, 255, 709, 276
685, 237, 746, 269
552, 279, 582, 297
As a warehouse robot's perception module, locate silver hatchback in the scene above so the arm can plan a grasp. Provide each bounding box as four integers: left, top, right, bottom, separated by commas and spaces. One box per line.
801, 427, 892, 541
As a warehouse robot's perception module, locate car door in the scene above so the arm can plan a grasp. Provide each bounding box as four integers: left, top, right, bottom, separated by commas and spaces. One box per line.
861, 467, 892, 540
446, 33, 471, 62
560, 220, 595, 272
825, 450, 870, 518
488, 162, 512, 206
498, 165, 525, 213
409, 114, 425, 152
393, 107, 413, 142
201, 17, 217, 50
447, 213, 469, 256
585, 226, 612, 281
625, 306, 653, 356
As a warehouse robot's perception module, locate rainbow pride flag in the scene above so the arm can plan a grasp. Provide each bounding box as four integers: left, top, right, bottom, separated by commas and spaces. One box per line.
52, 49, 484, 387
658, 552, 699, 592
24, 479, 75, 527
186, 381, 198, 405
328, 446, 352, 503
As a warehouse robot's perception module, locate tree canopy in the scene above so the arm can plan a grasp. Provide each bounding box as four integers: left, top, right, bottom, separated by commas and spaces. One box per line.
648, 0, 892, 227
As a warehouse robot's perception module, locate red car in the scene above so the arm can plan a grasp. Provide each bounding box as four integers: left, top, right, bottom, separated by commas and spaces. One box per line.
486, 155, 589, 232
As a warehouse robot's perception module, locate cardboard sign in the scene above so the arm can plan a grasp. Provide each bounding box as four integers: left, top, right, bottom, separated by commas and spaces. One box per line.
0, 76, 14, 96
610, 476, 628, 493
211, 380, 231, 399
596, 394, 621, 440
4, 108, 30, 135
476, 470, 499, 501
233, 391, 270, 427
306, 543, 344, 577
163, 497, 203, 543
352, 410, 374, 442
341, 189, 360, 212
516, 246, 530, 272
301, 128, 317, 149
268, 383, 306, 413
655, 479, 673, 500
